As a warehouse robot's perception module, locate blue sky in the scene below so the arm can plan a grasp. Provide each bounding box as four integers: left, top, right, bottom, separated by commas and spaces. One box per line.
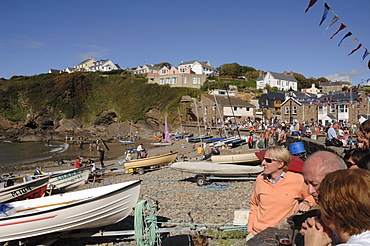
1, 0, 370, 85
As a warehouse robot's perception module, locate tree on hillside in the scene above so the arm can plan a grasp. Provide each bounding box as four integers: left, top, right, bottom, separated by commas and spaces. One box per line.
217, 63, 256, 77
155, 62, 172, 68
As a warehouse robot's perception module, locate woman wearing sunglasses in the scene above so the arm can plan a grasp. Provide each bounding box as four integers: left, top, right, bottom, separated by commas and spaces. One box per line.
247, 146, 315, 237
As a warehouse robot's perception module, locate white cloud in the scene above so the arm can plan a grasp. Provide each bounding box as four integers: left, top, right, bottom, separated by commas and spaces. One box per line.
0, 37, 46, 49
324, 69, 369, 82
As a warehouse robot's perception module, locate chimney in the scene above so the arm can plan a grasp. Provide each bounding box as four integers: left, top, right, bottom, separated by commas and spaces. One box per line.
283, 70, 287, 75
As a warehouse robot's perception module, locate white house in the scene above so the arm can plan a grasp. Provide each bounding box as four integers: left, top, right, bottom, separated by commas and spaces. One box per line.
178, 60, 219, 76
256, 71, 298, 91
89, 59, 121, 72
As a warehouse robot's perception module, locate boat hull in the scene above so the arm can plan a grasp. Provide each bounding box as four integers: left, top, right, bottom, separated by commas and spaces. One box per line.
47, 168, 90, 194
0, 176, 50, 203
0, 180, 141, 243
211, 152, 260, 164
170, 162, 263, 177
124, 152, 177, 169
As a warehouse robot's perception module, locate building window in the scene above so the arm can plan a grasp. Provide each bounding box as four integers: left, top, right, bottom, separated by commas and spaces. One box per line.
318, 106, 323, 113
339, 105, 347, 113
285, 106, 289, 115
161, 70, 167, 74
234, 107, 238, 111
172, 77, 177, 84
180, 68, 185, 73
293, 106, 297, 115
330, 105, 336, 113
246, 107, 250, 111
159, 78, 164, 84
166, 78, 170, 84
184, 77, 187, 84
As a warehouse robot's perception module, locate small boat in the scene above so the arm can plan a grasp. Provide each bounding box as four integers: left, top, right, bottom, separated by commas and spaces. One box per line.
170, 162, 263, 177
203, 137, 228, 142
118, 140, 134, 144
0, 176, 50, 203
151, 142, 174, 146
46, 168, 90, 194
171, 133, 189, 139
187, 135, 213, 143
211, 152, 261, 164
210, 136, 239, 147
0, 180, 141, 243
226, 138, 246, 148
123, 152, 178, 169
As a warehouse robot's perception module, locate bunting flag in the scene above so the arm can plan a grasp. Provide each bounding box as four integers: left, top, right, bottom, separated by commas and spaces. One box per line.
338, 32, 352, 46
325, 15, 339, 31
344, 38, 358, 47
330, 23, 346, 39
362, 48, 369, 61
348, 43, 362, 56
305, 0, 318, 13
368, 60, 370, 69
319, 3, 330, 26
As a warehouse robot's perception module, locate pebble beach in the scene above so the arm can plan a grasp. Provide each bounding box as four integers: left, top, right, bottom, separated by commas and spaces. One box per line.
2, 138, 256, 246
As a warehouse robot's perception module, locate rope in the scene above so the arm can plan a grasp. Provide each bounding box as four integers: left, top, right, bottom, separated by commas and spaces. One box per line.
134, 200, 161, 246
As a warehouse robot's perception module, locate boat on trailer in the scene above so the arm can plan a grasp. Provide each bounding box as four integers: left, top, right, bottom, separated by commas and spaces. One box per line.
170, 162, 263, 185
0, 180, 141, 243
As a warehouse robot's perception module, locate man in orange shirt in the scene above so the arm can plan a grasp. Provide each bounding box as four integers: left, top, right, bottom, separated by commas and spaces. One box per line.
248, 147, 315, 236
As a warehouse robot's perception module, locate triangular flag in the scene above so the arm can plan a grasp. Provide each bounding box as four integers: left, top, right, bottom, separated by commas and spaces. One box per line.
338, 32, 352, 46
348, 43, 362, 56
305, 0, 318, 13
330, 23, 346, 39
344, 38, 358, 47
368, 60, 370, 69
319, 3, 330, 26
325, 15, 339, 31
362, 48, 369, 61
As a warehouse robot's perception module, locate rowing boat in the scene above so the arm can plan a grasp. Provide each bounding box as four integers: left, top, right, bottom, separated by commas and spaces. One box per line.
47, 168, 90, 194
170, 162, 263, 177
0, 180, 141, 243
123, 152, 178, 169
211, 152, 260, 164
0, 176, 50, 203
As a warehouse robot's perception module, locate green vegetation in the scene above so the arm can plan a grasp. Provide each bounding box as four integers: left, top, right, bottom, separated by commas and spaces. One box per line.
0, 72, 200, 123
202, 78, 256, 91
207, 229, 248, 246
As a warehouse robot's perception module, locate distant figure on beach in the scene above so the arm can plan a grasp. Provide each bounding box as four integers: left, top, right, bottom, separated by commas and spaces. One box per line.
75, 157, 81, 168
197, 145, 203, 155
98, 148, 105, 169
136, 144, 144, 159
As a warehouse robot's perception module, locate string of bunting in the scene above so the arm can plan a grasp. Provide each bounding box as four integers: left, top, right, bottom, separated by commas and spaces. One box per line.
305, 0, 370, 71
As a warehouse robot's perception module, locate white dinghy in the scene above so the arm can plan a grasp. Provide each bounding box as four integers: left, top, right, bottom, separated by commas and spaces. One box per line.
0, 180, 141, 243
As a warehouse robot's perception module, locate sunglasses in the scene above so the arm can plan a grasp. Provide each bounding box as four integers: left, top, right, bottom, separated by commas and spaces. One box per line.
345, 161, 355, 168
263, 157, 280, 163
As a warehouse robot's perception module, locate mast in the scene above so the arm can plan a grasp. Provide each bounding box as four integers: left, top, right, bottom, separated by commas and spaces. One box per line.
226, 89, 241, 137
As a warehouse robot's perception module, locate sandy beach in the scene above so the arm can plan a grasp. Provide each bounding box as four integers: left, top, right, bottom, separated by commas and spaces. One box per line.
1, 138, 255, 246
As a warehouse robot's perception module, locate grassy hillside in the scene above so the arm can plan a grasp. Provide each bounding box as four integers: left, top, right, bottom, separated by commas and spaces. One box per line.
0, 72, 201, 124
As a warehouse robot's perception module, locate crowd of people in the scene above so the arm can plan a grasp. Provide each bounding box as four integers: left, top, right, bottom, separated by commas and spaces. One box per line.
246, 119, 370, 245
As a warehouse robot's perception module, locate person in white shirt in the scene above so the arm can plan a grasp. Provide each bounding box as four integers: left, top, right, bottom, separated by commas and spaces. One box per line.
136, 144, 143, 159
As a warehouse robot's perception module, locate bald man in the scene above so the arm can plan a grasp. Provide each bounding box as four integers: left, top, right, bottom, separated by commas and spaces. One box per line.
295, 151, 347, 245
303, 151, 347, 203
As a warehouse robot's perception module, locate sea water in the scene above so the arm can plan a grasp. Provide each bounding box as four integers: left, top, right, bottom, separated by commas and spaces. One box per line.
0, 141, 69, 167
